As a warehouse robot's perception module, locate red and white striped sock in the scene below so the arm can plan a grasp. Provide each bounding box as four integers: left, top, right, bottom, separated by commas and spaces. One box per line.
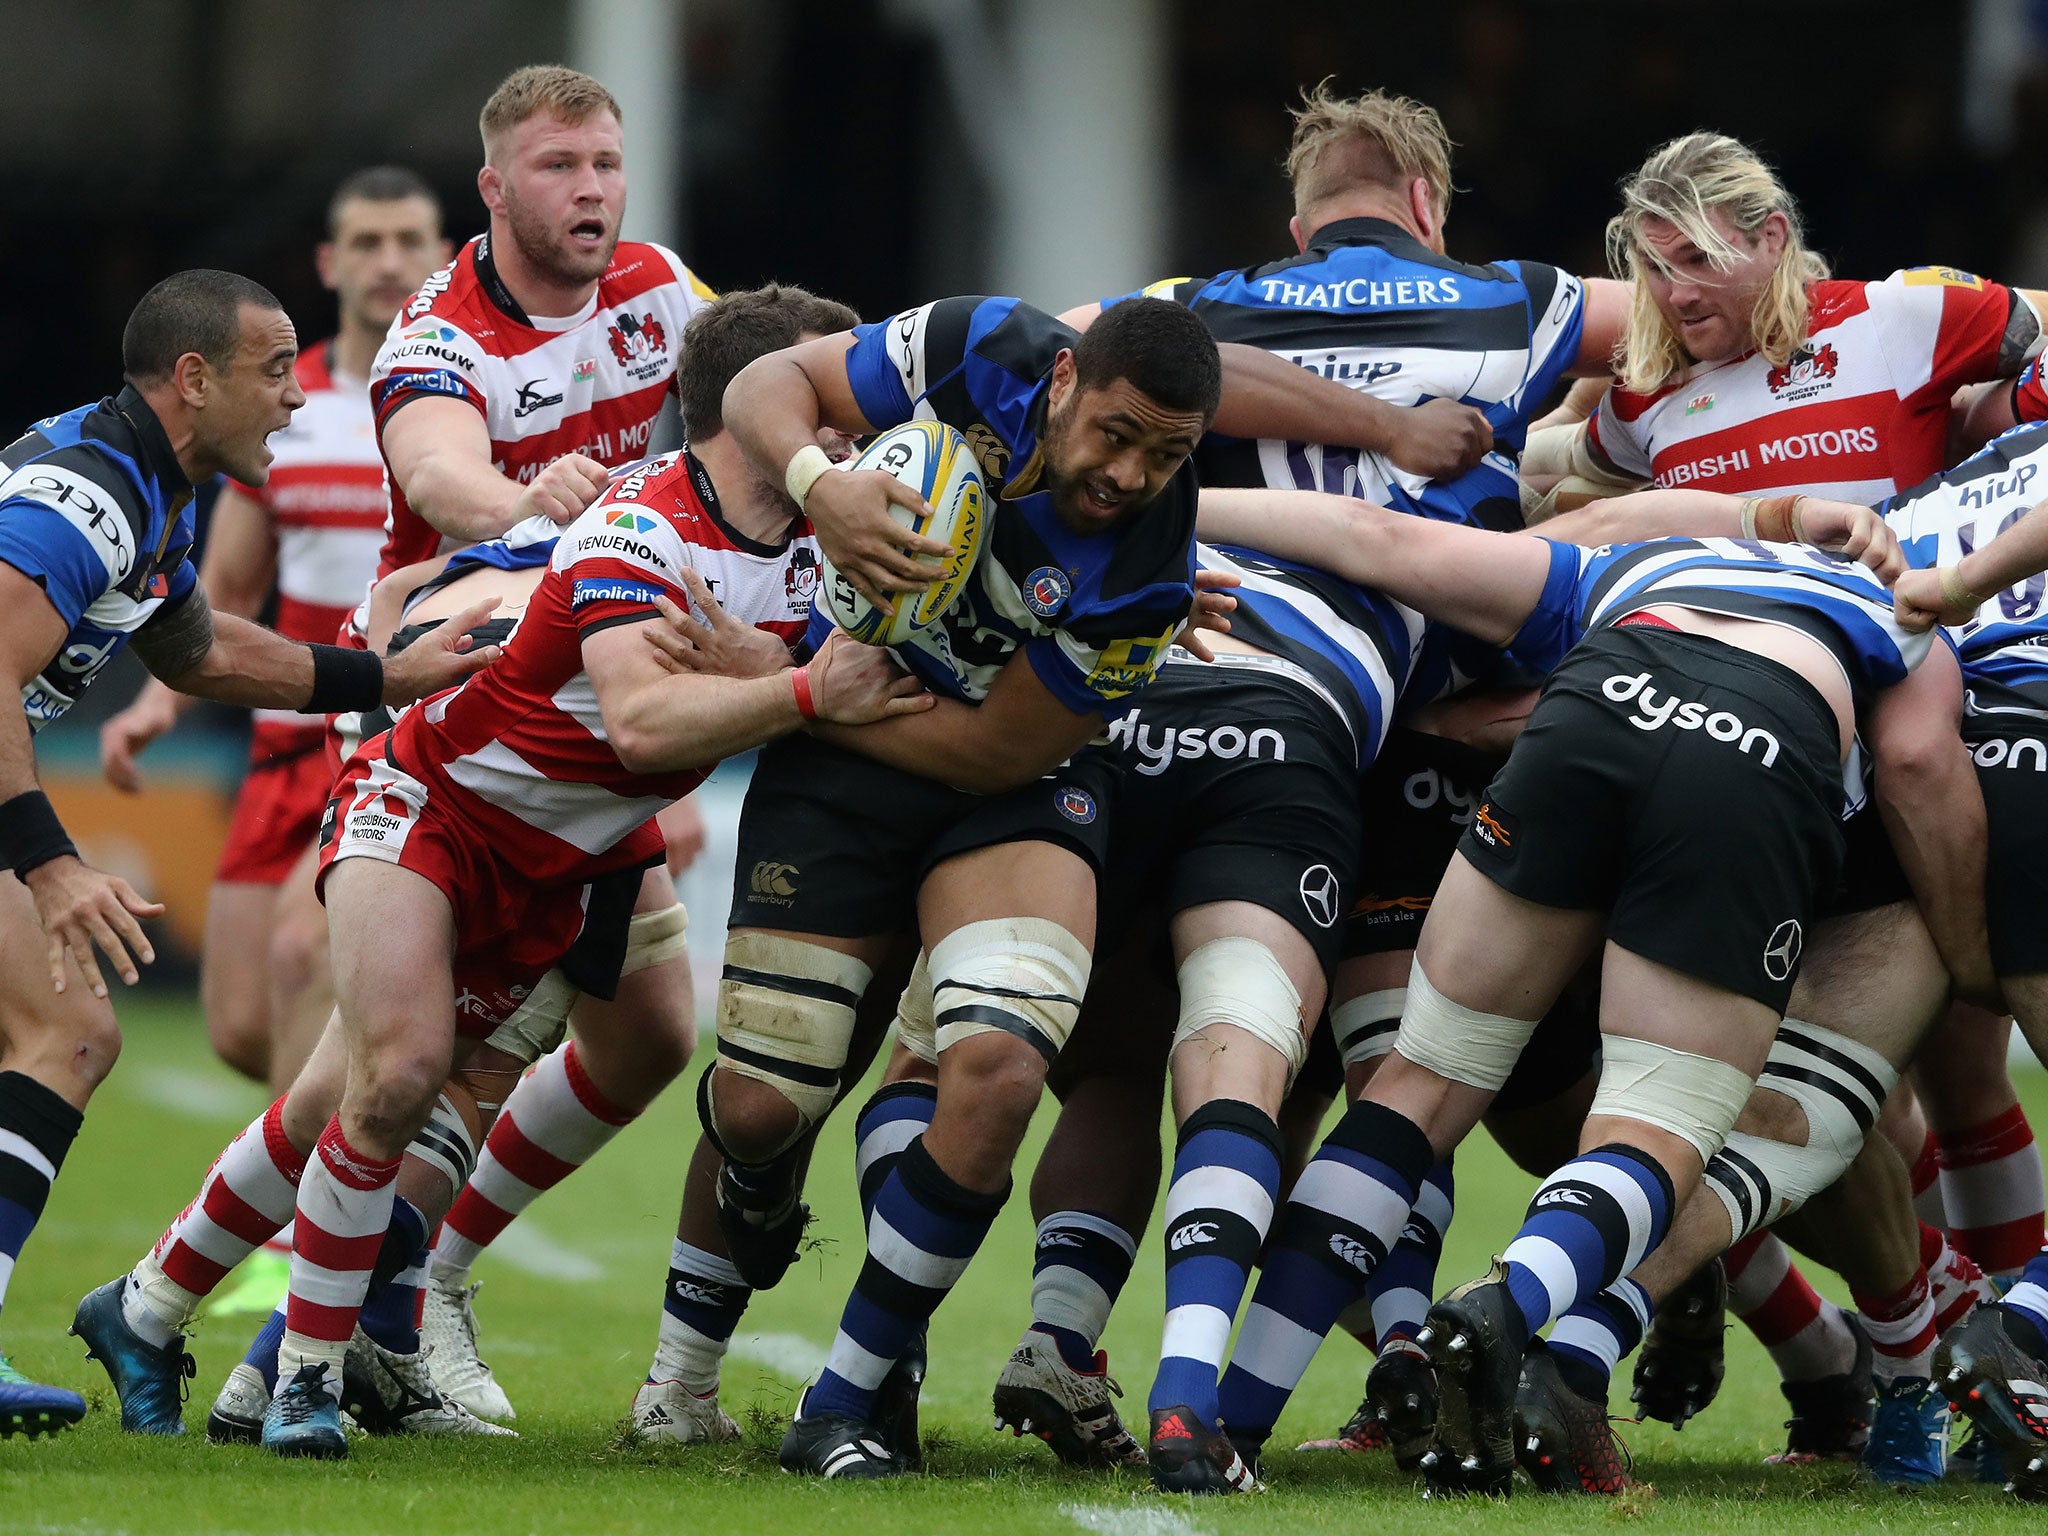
128, 1097, 305, 1341
1726, 1231, 1858, 1382
1909, 1129, 1946, 1228
1851, 1267, 1938, 1383
1922, 1220, 1996, 1334
431, 1042, 636, 1284
280, 1119, 400, 1397
1937, 1106, 2047, 1278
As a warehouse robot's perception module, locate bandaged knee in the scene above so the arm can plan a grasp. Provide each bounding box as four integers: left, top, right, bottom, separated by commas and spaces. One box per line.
405, 1088, 483, 1196
1392, 960, 1538, 1091
708, 934, 872, 1152
893, 949, 937, 1065
929, 919, 1090, 1061
480, 968, 578, 1067
1331, 988, 1406, 1070
1172, 936, 1308, 1086
1589, 1035, 1756, 1164
622, 902, 689, 974
1703, 1018, 1897, 1241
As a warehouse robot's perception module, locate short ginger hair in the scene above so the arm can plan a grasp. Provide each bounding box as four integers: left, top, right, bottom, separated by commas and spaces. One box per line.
479, 65, 622, 163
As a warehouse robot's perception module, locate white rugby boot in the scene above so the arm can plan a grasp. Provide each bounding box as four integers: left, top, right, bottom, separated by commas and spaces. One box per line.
421, 1274, 517, 1421
342, 1327, 517, 1438
631, 1378, 742, 1444
204, 1362, 273, 1445
992, 1327, 1147, 1467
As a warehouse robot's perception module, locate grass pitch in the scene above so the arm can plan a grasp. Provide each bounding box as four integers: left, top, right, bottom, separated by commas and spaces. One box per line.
0, 995, 2038, 1533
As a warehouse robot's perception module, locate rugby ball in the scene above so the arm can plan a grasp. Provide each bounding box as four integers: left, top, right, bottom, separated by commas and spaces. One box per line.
819, 420, 986, 647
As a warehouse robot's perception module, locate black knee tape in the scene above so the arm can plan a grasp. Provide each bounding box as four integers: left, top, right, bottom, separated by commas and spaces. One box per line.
895, 1135, 1011, 1222
1586, 1140, 1678, 1216
1175, 1097, 1285, 1164
1325, 1098, 1436, 1189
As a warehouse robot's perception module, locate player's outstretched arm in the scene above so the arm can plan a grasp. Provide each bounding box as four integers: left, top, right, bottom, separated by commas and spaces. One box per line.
809, 646, 1100, 796
1196, 487, 1550, 645
1867, 642, 2000, 1012
1896, 492, 2048, 630
1539, 491, 1904, 580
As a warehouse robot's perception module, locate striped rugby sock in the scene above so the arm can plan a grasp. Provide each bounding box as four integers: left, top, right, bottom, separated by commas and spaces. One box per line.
280, 1119, 400, 1397
0, 1072, 82, 1325
1501, 1145, 1673, 1340
1030, 1210, 1137, 1370
1367, 1158, 1454, 1351
1548, 1277, 1652, 1396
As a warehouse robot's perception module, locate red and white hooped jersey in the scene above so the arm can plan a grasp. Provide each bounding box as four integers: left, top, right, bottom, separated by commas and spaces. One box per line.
386, 449, 821, 886
1589, 268, 2039, 503
232, 339, 386, 755
368, 234, 715, 580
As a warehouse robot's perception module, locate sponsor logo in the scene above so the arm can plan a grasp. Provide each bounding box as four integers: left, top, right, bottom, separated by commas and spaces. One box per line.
1327, 1233, 1375, 1273
1685, 392, 1715, 415
573, 358, 596, 384
1535, 1185, 1593, 1209
671, 1279, 727, 1307
1763, 919, 1803, 982
1056, 786, 1097, 824
1285, 353, 1404, 385
1471, 802, 1513, 849
1600, 671, 1782, 765
1256, 275, 1462, 308
387, 368, 471, 403
8, 465, 134, 575
607, 508, 658, 533
1035, 1230, 1086, 1250
1903, 266, 1985, 290
1169, 1221, 1220, 1251
1764, 342, 1840, 400
383, 342, 472, 366
321, 1138, 390, 1183
402, 263, 456, 320
750, 861, 798, 901
1085, 630, 1173, 698
1399, 1220, 1434, 1247
1023, 565, 1072, 619
509, 983, 530, 1000
402, 322, 455, 342
1103, 711, 1288, 776
572, 577, 664, 610
581, 532, 671, 569
1401, 766, 1480, 824
607, 311, 669, 381
1952, 462, 2038, 510
965, 422, 1010, 483
1299, 864, 1341, 929
1972, 736, 2048, 771
784, 546, 820, 608
513, 378, 563, 418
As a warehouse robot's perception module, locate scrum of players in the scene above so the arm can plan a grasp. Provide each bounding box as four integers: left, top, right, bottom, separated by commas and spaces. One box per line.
10, 56, 2048, 1504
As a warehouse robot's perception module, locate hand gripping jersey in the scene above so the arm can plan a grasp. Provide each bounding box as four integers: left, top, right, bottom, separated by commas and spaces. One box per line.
1128, 219, 1586, 530
368, 234, 715, 579
1590, 268, 2042, 502
1882, 420, 2048, 720
387, 449, 817, 884
1189, 542, 1425, 769
228, 340, 387, 757
1511, 535, 1935, 807
0, 387, 198, 731
834, 295, 1196, 716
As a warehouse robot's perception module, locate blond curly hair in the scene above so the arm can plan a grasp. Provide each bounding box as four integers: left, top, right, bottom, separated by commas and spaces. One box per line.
1286, 81, 1454, 223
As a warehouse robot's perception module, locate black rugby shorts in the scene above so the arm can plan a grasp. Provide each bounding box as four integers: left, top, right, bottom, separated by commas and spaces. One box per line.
1967, 719, 2048, 975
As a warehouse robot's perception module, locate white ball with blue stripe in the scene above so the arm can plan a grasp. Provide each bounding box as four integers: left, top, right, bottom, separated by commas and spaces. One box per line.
819, 420, 987, 648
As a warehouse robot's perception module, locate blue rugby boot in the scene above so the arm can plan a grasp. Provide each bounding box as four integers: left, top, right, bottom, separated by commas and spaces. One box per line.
70, 1277, 193, 1435
262, 1360, 348, 1459
0, 1353, 87, 1437
1864, 1376, 1950, 1485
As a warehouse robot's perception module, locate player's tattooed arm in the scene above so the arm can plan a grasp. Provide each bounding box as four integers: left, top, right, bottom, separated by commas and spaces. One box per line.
2001, 290, 2048, 376
128, 585, 216, 682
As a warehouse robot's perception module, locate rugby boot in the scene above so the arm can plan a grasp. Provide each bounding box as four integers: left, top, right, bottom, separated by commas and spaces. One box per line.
631, 1378, 741, 1444
0, 1354, 86, 1438
1295, 1394, 1392, 1454
204, 1362, 271, 1445
420, 1274, 515, 1421
340, 1326, 517, 1438
1366, 1344, 1440, 1471
1764, 1318, 1874, 1465
1416, 1268, 1523, 1498
70, 1277, 193, 1435
1863, 1375, 1949, 1485
778, 1387, 906, 1479
993, 1327, 1146, 1467
715, 1163, 812, 1293
1514, 1343, 1631, 1494
1147, 1405, 1263, 1494
261, 1361, 348, 1460
874, 1327, 926, 1471
1630, 1256, 1727, 1428
1935, 1302, 2048, 1501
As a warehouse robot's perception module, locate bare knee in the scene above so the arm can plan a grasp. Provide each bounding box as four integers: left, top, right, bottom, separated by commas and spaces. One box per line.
704, 1065, 803, 1165
346, 1046, 449, 1153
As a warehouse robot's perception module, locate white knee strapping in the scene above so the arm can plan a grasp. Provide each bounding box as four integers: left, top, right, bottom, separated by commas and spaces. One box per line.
1331, 988, 1406, 1069
1172, 936, 1308, 1084
481, 968, 578, 1066
1589, 1035, 1756, 1164
929, 919, 1091, 1060
407, 1091, 481, 1195
623, 902, 689, 975
713, 934, 872, 1134
894, 950, 938, 1065
1704, 1018, 1898, 1240
1392, 960, 1538, 1091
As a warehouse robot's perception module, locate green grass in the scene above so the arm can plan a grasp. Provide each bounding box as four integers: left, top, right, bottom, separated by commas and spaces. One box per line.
0, 996, 2038, 1532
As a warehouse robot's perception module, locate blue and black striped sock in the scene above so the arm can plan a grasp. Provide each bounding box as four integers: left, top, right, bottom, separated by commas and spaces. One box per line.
0, 1071, 82, 1329
1501, 1145, 1674, 1340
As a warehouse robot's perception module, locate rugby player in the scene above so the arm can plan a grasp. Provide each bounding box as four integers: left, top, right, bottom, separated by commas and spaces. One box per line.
360, 63, 719, 1418
0, 269, 492, 1436
98, 167, 450, 1094
76, 281, 923, 1459
1532, 130, 2048, 1468
1195, 489, 1972, 1497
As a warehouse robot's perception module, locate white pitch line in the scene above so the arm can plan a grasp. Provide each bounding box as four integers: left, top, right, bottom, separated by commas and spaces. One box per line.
486, 1222, 606, 1282
1060, 1502, 1211, 1536
728, 1331, 830, 1379
125, 1067, 265, 1124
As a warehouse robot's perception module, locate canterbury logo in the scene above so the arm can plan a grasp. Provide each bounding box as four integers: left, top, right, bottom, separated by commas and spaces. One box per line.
1169, 1221, 1219, 1251
1036, 1231, 1087, 1250
1328, 1234, 1375, 1272
672, 1280, 726, 1307
1535, 1186, 1593, 1209
750, 861, 798, 898
1472, 804, 1512, 848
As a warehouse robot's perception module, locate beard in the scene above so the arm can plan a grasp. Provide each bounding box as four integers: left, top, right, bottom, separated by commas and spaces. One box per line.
503, 186, 616, 289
